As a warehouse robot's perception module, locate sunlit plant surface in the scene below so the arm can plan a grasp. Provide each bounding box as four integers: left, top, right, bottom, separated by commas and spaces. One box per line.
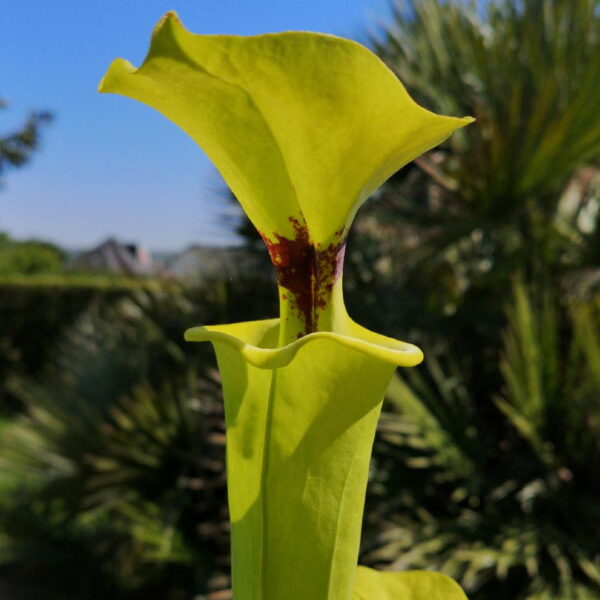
100, 12, 472, 599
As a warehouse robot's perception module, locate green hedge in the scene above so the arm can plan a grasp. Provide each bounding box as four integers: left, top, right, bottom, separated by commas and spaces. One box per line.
0, 275, 170, 411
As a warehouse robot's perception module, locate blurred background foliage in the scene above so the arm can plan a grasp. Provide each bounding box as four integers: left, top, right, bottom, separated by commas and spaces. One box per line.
0, 97, 52, 191
0, 0, 599, 598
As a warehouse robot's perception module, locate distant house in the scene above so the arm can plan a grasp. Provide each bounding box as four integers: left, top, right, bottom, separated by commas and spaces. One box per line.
167, 245, 267, 282
72, 238, 153, 276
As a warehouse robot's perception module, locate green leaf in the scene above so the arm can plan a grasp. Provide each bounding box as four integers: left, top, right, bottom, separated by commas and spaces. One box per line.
353, 566, 468, 600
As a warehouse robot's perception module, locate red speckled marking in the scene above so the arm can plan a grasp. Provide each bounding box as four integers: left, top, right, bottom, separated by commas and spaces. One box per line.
260, 217, 346, 336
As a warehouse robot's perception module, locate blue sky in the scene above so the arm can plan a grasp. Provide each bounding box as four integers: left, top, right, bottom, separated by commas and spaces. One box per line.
1, 0, 391, 250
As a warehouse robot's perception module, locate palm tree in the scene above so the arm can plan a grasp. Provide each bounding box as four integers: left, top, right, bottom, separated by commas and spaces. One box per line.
0, 287, 234, 599
363, 280, 600, 599
347, 0, 600, 359
350, 1, 600, 598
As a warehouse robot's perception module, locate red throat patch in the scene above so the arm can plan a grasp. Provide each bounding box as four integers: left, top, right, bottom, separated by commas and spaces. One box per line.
260, 217, 346, 337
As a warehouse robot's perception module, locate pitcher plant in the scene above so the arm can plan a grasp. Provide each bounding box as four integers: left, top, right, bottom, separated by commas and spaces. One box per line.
100, 12, 473, 599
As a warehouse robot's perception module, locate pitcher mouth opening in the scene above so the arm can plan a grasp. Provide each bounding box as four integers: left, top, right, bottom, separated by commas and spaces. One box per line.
184, 317, 423, 370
